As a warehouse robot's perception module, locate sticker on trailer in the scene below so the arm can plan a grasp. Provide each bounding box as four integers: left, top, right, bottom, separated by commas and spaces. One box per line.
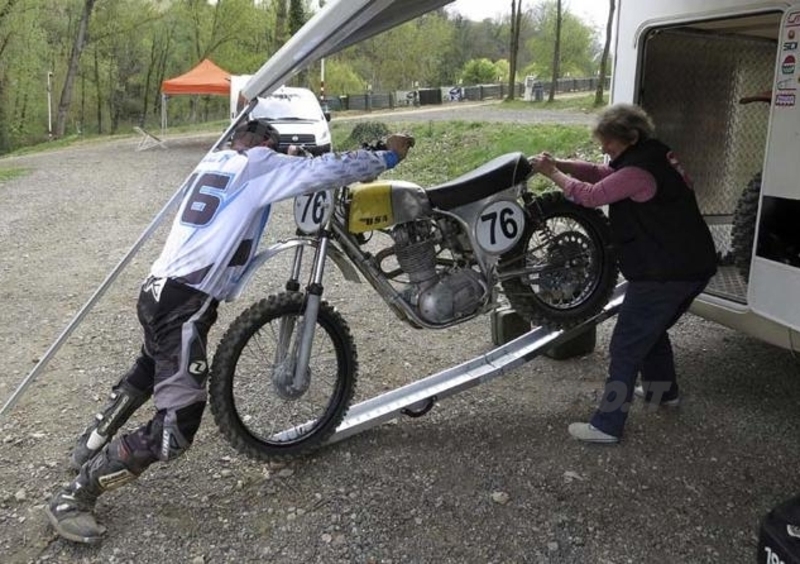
787, 11, 800, 28
294, 190, 334, 234
781, 54, 796, 75
775, 93, 796, 107
784, 42, 798, 51
474, 200, 525, 254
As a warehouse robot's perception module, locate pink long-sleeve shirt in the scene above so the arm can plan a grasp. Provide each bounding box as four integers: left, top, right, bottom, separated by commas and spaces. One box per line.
558, 160, 657, 207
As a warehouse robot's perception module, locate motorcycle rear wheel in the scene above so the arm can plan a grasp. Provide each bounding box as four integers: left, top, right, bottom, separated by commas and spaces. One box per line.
209, 292, 357, 461
500, 191, 618, 329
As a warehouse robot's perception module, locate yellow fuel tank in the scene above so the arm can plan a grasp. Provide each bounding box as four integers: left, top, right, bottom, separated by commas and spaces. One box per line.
347, 180, 430, 234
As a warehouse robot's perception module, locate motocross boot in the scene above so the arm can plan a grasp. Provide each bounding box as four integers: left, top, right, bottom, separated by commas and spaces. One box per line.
70, 382, 150, 472
46, 438, 146, 544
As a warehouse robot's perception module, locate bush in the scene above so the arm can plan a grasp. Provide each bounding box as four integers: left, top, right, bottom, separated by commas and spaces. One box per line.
346, 121, 390, 148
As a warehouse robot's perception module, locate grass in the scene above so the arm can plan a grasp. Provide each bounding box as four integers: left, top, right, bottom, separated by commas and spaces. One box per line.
501, 93, 608, 113
0, 167, 28, 184
331, 119, 600, 190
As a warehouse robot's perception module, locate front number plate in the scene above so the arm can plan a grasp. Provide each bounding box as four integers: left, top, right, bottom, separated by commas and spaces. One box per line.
294, 190, 334, 234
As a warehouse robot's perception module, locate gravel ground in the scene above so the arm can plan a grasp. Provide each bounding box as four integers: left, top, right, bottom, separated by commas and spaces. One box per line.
1, 108, 800, 564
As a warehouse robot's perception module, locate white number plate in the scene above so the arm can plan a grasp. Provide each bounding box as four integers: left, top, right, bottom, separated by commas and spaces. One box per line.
294, 190, 334, 234
475, 200, 525, 254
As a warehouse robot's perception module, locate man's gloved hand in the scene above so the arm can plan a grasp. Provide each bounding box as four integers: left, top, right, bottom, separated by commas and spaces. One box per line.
385, 134, 415, 161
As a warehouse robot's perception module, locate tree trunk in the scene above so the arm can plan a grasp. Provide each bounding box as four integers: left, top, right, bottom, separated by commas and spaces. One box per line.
506, 0, 522, 101
594, 0, 615, 107
55, 0, 96, 138
94, 44, 102, 134
548, 0, 562, 102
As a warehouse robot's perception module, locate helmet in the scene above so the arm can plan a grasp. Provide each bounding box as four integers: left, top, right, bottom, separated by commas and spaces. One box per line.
236, 119, 280, 147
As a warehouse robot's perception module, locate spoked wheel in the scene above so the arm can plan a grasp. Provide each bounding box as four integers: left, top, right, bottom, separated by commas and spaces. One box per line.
500, 191, 618, 328
209, 292, 357, 461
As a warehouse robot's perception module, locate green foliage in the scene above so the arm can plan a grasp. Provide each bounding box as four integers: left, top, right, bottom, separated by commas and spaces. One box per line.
308, 59, 365, 98
345, 122, 390, 148
523, 1, 601, 79
494, 59, 511, 83
346, 13, 456, 90
461, 58, 502, 85
288, 0, 306, 36
0, 0, 604, 153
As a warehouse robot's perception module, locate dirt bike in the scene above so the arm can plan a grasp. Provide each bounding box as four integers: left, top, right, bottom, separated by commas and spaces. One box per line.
207, 142, 618, 461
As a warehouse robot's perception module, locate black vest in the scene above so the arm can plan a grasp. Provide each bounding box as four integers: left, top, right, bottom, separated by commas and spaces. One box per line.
608, 139, 717, 281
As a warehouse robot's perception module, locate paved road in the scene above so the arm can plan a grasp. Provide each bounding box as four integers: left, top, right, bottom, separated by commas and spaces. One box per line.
334, 100, 598, 126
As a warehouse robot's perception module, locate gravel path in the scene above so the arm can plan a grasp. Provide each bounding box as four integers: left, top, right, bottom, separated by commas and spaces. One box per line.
1, 118, 799, 564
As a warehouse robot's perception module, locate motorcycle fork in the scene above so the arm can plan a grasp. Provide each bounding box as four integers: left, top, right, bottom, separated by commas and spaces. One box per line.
274, 245, 306, 369
289, 230, 331, 388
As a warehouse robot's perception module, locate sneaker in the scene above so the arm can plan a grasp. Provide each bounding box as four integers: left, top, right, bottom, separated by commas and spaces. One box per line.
568, 422, 620, 444
634, 385, 681, 407
44, 489, 106, 544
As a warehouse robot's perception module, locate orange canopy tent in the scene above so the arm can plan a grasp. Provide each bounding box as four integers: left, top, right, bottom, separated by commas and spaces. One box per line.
160, 59, 232, 130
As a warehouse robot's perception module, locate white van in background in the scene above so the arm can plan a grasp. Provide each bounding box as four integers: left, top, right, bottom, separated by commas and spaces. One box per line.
230, 77, 332, 155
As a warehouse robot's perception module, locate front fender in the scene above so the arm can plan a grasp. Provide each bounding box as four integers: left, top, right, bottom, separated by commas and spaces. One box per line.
225, 238, 361, 302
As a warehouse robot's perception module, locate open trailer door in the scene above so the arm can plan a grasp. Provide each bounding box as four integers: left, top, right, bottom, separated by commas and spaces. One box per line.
748, 6, 800, 332
241, 0, 454, 102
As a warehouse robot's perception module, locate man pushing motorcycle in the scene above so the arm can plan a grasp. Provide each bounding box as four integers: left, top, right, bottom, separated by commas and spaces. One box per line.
45, 118, 414, 544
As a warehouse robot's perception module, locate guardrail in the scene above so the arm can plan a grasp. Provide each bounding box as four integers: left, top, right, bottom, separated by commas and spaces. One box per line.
323, 77, 610, 111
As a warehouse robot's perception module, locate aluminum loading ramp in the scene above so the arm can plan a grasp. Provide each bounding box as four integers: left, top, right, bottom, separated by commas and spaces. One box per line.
318, 282, 627, 446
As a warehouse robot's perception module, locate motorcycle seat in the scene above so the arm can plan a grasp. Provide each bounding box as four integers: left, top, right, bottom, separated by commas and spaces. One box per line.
425, 152, 533, 210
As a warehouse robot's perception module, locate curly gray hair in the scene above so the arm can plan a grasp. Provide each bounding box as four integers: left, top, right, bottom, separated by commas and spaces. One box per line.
592, 103, 655, 145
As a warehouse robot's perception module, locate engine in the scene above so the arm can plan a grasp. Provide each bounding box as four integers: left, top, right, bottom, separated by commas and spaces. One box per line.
390, 221, 487, 325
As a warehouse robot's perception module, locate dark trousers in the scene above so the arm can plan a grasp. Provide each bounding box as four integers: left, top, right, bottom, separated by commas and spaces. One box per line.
589, 279, 709, 437
118, 277, 218, 463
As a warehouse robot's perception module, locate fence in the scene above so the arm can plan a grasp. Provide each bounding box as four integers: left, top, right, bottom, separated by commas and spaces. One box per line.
322, 76, 610, 112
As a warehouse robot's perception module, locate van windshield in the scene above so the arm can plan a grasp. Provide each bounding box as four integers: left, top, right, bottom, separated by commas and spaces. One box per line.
253, 92, 323, 121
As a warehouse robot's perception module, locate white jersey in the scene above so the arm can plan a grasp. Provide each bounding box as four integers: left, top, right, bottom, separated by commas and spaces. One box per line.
150, 147, 391, 300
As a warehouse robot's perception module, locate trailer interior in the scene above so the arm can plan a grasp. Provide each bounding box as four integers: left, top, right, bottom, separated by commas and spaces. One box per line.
637, 12, 783, 304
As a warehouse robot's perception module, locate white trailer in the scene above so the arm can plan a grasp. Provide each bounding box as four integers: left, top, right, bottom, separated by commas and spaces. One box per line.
612, 0, 800, 353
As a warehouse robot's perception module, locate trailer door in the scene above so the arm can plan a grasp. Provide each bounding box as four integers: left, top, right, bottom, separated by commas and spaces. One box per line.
749, 6, 800, 332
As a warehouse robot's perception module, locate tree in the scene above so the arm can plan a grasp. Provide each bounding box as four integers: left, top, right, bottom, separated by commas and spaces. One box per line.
461, 58, 500, 85
55, 0, 97, 138
506, 0, 523, 100
594, 0, 615, 107
521, 3, 597, 83
349, 13, 454, 90
547, 0, 562, 102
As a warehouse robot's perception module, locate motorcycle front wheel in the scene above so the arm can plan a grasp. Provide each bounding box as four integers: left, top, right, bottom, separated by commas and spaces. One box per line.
500, 191, 618, 329
209, 292, 357, 461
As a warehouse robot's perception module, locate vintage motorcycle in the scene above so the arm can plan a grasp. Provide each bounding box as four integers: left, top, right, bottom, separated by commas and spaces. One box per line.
207, 143, 618, 461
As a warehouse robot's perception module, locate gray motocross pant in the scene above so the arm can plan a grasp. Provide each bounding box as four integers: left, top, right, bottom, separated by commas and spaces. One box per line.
112, 276, 218, 469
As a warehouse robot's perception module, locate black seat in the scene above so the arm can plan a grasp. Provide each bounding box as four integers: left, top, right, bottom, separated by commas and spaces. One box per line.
425, 152, 533, 210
